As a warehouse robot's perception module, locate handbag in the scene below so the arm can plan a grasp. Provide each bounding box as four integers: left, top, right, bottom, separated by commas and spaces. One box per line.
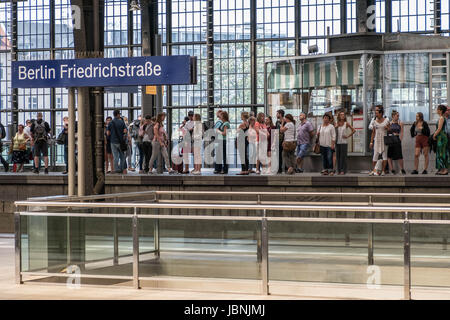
56, 130, 67, 145
282, 141, 296, 152
384, 134, 400, 146
313, 125, 321, 154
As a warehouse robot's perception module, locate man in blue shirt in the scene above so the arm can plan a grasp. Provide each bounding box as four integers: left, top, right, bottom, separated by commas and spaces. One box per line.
107, 109, 128, 174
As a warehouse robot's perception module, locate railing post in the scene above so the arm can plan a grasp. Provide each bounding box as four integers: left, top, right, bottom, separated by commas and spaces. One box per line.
14, 212, 22, 285
113, 198, 119, 266
133, 207, 140, 289
154, 217, 160, 258
261, 209, 269, 295
368, 223, 374, 265
404, 211, 411, 300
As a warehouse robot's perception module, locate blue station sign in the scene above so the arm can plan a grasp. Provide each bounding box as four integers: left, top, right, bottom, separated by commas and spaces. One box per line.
12, 55, 197, 88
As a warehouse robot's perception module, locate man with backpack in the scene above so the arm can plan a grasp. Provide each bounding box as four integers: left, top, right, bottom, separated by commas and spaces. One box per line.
31, 112, 51, 174
0, 120, 9, 172
107, 109, 128, 174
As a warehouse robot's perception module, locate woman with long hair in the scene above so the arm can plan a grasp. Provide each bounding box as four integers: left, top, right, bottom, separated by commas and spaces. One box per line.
369, 106, 390, 176
335, 111, 355, 175
148, 112, 174, 174
264, 116, 276, 174
317, 114, 336, 175
237, 111, 250, 175
280, 114, 297, 175
433, 104, 449, 175
247, 117, 257, 173
254, 112, 268, 174
215, 111, 230, 174
387, 110, 406, 175
410, 112, 430, 174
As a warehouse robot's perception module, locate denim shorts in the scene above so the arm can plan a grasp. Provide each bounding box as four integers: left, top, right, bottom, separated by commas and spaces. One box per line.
296, 143, 310, 159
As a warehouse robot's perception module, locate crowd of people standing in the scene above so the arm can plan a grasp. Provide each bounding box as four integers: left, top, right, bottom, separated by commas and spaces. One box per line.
0, 105, 449, 176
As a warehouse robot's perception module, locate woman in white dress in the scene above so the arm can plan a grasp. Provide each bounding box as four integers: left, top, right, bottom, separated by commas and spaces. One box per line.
369, 106, 390, 176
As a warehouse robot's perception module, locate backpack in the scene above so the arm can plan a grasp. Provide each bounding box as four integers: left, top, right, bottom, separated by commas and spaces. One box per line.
0, 122, 5, 140
129, 120, 140, 140
144, 123, 154, 141
34, 121, 47, 142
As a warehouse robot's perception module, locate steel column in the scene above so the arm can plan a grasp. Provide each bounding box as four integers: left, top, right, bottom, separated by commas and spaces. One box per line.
132, 210, 140, 289
261, 213, 269, 295
93, 0, 105, 195
141, 0, 158, 117
340, 0, 347, 35
113, 197, 119, 265
154, 218, 160, 258
50, 0, 57, 170
385, 0, 392, 33
206, 0, 215, 124
68, 88, 76, 196
368, 223, 374, 265
250, 0, 257, 112
434, 0, 442, 34
295, 0, 300, 55
10, 0, 18, 137
14, 212, 22, 285
404, 212, 411, 300
77, 88, 87, 196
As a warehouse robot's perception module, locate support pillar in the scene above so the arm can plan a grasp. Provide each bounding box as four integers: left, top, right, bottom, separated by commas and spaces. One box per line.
77, 88, 87, 197
68, 88, 76, 197
141, 0, 158, 117
356, 0, 376, 33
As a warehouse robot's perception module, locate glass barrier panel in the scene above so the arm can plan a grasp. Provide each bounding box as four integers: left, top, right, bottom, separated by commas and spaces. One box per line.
21, 215, 133, 284
138, 218, 261, 281
411, 223, 450, 288
268, 221, 371, 285
372, 223, 404, 286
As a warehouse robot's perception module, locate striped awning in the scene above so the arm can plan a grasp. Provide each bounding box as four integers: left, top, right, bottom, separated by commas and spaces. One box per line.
268, 58, 365, 90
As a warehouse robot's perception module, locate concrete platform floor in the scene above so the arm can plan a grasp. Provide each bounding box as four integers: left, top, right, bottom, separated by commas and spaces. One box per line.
0, 235, 319, 300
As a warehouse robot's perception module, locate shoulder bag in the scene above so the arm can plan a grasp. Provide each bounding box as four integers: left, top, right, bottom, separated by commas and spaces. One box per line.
313, 125, 321, 154
384, 134, 400, 146
282, 123, 296, 152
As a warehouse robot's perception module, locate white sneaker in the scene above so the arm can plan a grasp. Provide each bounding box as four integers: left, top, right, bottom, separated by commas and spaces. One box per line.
192, 171, 201, 175
381, 171, 385, 176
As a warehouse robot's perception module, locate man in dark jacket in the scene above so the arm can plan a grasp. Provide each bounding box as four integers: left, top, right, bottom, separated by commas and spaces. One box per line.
107, 109, 128, 174
31, 112, 51, 174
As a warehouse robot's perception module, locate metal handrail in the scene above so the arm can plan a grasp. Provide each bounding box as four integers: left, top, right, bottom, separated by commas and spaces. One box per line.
25, 190, 450, 203
14, 201, 450, 213
152, 191, 450, 198
19, 211, 450, 225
